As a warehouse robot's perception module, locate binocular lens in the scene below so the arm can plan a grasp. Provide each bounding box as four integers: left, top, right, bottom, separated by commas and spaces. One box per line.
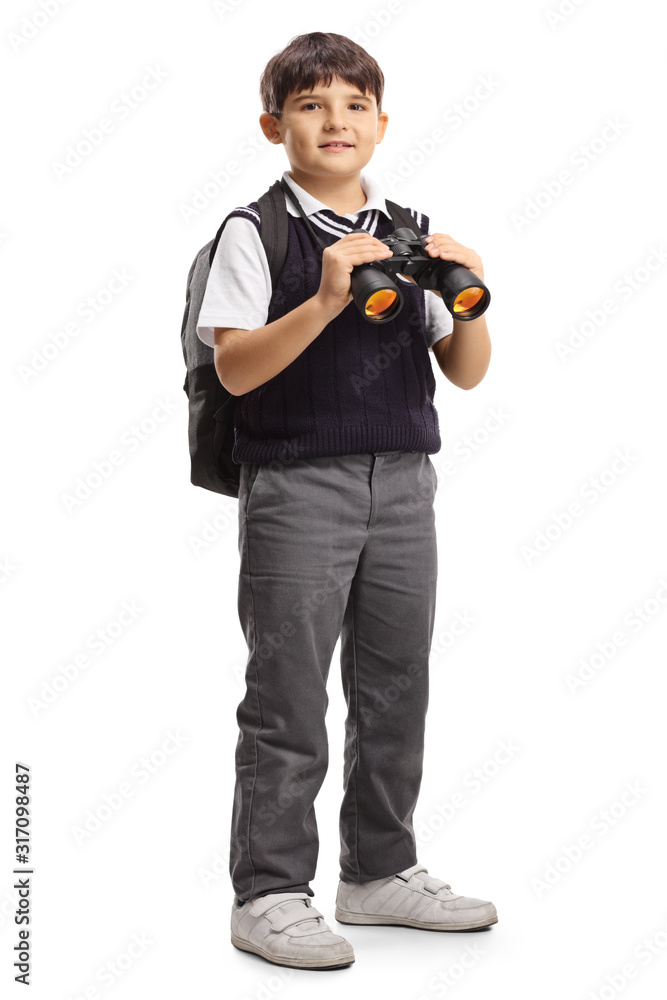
453, 286, 485, 316
364, 288, 400, 319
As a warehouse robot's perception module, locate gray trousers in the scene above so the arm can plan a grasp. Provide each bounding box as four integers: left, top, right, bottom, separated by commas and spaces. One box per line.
231, 450, 438, 902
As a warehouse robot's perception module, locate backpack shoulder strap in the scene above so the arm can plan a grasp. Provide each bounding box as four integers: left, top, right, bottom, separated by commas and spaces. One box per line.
207, 203, 261, 268
385, 200, 430, 237
203, 180, 289, 311
181, 183, 290, 498
257, 180, 290, 289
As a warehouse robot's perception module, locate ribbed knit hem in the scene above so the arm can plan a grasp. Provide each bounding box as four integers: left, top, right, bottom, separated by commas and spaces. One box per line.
232, 424, 441, 466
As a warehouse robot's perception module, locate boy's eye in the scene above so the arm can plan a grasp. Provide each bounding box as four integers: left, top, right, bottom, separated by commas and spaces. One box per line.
299, 103, 367, 111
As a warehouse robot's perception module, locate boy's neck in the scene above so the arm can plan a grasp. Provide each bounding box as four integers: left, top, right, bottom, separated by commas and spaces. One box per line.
287, 169, 367, 217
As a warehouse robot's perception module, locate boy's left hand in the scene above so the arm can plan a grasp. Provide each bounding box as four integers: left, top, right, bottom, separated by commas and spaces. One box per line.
424, 234, 484, 282
402, 234, 484, 283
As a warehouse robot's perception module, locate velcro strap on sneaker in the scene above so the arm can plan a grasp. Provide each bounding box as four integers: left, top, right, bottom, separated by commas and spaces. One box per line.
394, 865, 452, 894
394, 864, 429, 882
248, 892, 311, 918
267, 905, 325, 935
423, 877, 452, 894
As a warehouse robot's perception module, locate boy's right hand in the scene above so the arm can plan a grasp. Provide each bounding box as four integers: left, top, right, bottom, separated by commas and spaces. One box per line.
314, 232, 393, 318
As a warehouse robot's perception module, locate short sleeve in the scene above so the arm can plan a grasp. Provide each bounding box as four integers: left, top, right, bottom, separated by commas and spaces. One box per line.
424, 291, 453, 349
196, 216, 272, 348
400, 207, 453, 349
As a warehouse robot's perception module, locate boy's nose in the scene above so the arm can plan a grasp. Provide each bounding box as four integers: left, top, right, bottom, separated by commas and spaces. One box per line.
323, 116, 347, 130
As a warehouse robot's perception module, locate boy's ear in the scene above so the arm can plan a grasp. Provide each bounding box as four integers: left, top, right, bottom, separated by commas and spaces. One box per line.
376, 111, 389, 144
259, 112, 283, 144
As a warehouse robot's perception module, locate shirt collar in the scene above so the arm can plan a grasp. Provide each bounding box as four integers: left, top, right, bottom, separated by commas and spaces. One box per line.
281, 170, 392, 222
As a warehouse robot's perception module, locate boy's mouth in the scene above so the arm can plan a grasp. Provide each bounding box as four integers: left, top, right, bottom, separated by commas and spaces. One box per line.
319, 142, 353, 148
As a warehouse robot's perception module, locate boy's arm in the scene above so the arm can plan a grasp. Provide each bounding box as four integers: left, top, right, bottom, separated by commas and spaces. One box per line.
197, 216, 273, 350
424, 231, 491, 390
214, 297, 338, 395
432, 313, 491, 390
215, 231, 393, 396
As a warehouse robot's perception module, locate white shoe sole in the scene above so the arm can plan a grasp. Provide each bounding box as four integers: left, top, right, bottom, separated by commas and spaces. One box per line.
334, 907, 498, 931
231, 933, 355, 969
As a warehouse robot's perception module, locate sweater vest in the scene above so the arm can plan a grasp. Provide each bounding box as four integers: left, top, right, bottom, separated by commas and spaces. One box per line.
230, 201, 442, 465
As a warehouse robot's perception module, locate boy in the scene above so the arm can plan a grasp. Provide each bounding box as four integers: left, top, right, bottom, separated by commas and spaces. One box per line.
196, 32, 496, 971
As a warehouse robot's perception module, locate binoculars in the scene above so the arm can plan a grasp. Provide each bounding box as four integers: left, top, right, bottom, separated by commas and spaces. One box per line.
350, 228, 490, 324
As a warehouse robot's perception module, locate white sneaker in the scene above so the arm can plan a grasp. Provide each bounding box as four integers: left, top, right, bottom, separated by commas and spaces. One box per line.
335, 863, 498, 931
231, 891, 355, 969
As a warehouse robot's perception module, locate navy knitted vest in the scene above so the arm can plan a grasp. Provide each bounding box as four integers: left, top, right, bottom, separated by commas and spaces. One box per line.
231, 201, 441, 465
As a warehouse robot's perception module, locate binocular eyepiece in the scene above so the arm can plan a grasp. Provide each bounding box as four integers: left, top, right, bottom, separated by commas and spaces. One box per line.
350, 228, 490, 324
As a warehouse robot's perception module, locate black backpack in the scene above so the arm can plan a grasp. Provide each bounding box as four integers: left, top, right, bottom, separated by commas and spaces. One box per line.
180, 177, 425, 497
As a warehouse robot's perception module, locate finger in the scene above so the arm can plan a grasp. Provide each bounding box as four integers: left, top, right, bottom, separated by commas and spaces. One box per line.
339, 245, 392, 258
425, 240, 466, 253
341, 232, 388, 247
337, 242, 390, 256
330, 251, 392, 269
426, 245, 471, 260
347, 250, 393, 264
327, 241, 390, 257
433, 251, 473, 262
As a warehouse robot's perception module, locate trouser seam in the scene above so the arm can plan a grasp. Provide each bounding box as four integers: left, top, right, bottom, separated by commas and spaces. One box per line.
244, 511, 261, 898
349, 576, 361, 882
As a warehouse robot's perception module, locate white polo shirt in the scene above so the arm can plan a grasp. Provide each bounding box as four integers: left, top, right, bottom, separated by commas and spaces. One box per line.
196, 170, 454, 350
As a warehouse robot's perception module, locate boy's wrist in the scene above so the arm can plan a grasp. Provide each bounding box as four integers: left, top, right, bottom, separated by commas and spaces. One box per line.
309, 290, 346, 325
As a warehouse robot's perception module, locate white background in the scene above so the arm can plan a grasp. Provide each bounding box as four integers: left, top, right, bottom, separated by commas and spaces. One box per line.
2, 0, 667, 998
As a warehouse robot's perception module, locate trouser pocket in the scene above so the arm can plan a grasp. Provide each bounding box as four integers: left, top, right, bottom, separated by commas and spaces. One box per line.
240, 463, 263, 518
426, 454, 438, 494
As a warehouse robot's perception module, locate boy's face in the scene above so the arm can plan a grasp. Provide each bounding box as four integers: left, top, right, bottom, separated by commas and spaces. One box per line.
260, 75, 389, 184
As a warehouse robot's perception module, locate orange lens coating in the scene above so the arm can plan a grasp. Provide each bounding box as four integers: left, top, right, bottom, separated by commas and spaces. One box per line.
453, 286, 484, 315
365, 289, 399, 318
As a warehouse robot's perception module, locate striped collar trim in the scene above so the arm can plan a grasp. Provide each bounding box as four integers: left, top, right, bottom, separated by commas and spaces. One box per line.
310, 208, 381, 239
281, 170, 392, 223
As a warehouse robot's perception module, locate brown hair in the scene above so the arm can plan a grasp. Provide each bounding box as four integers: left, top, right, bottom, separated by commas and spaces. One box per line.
259, 32, 384, 118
